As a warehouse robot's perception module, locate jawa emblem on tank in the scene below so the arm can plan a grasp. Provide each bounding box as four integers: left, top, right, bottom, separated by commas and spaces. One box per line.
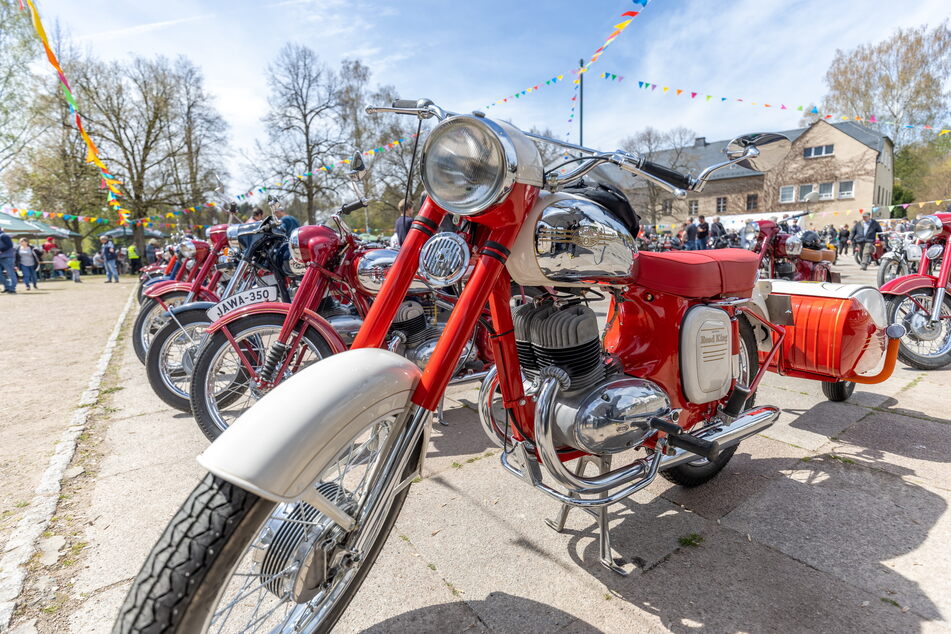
537, 225, 615, 250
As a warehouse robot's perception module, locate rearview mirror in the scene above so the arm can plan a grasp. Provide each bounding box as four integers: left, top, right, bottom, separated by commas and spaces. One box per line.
725, 133, 791, 173
349, 152, 367, 180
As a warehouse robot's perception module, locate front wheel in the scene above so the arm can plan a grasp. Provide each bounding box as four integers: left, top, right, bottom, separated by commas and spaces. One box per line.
145, 307, 212, 412
887, 289, 951, 370
190, 313, 334, 442
115, 409, 413, 633
132, 291, 188, 364
877, 258, 908, 287
661, 315, 758, 487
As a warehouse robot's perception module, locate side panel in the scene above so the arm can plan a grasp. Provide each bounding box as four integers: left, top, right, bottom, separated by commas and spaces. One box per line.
879, 274, 938, 296
199, 349, 421, 501
205, 301, 348, 354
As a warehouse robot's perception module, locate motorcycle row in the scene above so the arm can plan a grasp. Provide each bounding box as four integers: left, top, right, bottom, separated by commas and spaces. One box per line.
113, 98, 945, 633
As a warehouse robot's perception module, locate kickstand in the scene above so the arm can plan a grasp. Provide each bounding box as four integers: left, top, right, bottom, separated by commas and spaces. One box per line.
545, 454, 636, 576
434, 396, 449, 427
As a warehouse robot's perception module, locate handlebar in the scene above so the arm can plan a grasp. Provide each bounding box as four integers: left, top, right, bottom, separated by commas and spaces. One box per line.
339, 198, 368, 215
637, 159, 694, 192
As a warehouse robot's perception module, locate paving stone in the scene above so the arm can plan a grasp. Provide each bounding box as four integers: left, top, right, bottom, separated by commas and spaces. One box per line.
35, 536, 65, 568
722, 455, 950, 620
754, 387, 871, 451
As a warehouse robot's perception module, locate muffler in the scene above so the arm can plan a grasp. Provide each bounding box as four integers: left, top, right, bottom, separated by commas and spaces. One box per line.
659, 405, 779, 470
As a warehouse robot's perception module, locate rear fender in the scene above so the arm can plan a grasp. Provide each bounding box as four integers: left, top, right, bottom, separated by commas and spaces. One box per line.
198, 349, 421, 502
745, 281, 773, 353
880, 274, 938, 296
206, 301, 347, 354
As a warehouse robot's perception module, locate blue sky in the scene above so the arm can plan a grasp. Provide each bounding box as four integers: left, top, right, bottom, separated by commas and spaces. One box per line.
35, 0, 951, 189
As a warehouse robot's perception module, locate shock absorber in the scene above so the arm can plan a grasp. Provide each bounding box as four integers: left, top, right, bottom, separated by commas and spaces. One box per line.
258, 341, 290, 384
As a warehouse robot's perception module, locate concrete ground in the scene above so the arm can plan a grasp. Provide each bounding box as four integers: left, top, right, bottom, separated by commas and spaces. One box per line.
4, 257, 950, 633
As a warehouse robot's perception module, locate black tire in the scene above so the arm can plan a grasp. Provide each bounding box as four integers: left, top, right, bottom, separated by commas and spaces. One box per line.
877, 258, 908, 288
887, 289, 951, 370
145, 308, 212, 412
115, 461, 413, 632
662, 316, 759, 487
132, 291, 188, 364
821, 380, 856, 402
190, 313, 334, 442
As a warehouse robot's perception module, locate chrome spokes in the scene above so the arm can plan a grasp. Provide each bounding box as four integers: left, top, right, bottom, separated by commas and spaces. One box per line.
895, 295, 951, 358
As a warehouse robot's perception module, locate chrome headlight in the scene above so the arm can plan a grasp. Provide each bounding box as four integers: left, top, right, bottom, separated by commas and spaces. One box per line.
420, 116, 525, 216
178, 239, 196, 258
288, 227, 306, 263
744, 222, 760, 243
184, 258, 195, 271
784, 234, 803, 257
926, 244, 944, 261
226, 225, 241, 250
915, 215, 942, 241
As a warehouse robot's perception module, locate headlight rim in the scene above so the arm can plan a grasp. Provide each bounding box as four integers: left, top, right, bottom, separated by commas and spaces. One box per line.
288, 227, 308, 263
784, 233, 803, 257
178, 239, 197, 258
915, 215, 942, 241
420, 114, 517, 216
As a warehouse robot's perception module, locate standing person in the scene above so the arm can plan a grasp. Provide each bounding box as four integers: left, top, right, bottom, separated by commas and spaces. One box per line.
684, 220, 699, 250
789, 218, 802, 234
145, 239, 158, 265
52, 250, 69, 278
272, 203, 300, 235
100, 235, 119, 282
710, 216, 725, 245
128, 242, 141, 273
696, 215, 709, 249
42, 236, 58, 254
0, 227, 18, 293
850, 211, 883, 270
78, 251, 92, 275
394, 200, 414, 246
250, 208, 264, 222
92, 251, 104, 276
838, 225, 851, 254
15, 238, 42, 290
68, 253, 82, 283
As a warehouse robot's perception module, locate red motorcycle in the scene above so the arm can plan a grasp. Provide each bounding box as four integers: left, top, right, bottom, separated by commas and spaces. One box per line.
132, 227, 229, 363
745, 213, 837, 282
883, 212, 951, 369
188, 183, 495, 440
118, 99, 903, 633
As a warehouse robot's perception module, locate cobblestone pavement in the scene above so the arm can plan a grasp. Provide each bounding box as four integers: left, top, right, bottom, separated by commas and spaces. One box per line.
3, 259, 950, 633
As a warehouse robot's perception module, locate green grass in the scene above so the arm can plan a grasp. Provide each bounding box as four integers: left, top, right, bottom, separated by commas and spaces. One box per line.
829, 454, 856, 465
880, 597, 901, 608
678, 533, 704, 548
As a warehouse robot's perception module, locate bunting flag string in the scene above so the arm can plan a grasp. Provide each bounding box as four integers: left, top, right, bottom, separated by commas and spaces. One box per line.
20, 0, 135, 225
598, 74, 951, 135
801, 197, 950, 221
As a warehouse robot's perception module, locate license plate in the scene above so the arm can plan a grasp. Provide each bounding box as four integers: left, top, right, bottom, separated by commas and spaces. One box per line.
206, 287, 278, 321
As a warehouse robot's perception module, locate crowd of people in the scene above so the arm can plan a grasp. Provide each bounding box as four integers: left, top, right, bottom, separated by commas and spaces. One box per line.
0, 226, 162, 294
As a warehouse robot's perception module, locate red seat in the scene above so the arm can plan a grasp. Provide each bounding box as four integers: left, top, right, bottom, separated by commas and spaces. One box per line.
635, 249, 760, 299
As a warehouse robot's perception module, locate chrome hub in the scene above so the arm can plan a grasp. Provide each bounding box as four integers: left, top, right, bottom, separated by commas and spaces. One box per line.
908, 310, 941, 341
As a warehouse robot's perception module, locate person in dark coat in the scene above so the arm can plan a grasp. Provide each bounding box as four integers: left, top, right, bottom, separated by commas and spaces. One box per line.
850, 211, 883, 270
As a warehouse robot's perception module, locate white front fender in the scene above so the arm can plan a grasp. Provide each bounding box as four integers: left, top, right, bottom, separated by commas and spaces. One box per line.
198, 349, 422, 502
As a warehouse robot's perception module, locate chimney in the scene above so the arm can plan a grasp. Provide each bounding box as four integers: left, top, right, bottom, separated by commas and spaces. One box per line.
694, 137, 706, 147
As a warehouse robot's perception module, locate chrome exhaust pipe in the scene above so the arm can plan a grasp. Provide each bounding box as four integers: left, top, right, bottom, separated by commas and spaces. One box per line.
660, 405, 779, 471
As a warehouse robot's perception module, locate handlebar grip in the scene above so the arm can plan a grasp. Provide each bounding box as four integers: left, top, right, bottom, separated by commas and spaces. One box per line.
392, 99, 419, 109
639, 160, 693, 191
340, 199, 367, 215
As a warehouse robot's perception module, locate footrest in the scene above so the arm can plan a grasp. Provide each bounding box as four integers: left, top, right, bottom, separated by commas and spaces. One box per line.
649, 418, 721, 461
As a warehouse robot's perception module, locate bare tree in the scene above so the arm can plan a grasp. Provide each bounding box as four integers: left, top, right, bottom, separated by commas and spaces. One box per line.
815, 21, 951, 148
257, 44, 344, 224
0, 4, 43, 178
619, 126, 697, 224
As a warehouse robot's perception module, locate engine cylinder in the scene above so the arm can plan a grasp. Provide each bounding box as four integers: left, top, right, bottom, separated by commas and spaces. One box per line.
513, 301, 604, 391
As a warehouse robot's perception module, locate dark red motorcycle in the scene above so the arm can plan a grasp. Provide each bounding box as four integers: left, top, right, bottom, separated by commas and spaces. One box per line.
744, 213, 837, 282
883, 212, 951, 369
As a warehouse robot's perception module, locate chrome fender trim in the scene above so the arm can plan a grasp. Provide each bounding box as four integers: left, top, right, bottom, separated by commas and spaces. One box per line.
198, 349, 422, 503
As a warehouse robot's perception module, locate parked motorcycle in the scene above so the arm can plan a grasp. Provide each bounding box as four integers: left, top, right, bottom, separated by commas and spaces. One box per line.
117, 99, 904, 633
144, 218, 295, 411
877, 230, 920, 287
744, 213, 837, 282
883, 212, 951, 369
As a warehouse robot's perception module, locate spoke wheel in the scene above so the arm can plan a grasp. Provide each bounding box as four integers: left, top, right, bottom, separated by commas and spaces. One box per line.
133, 291, 188, 364
190, 313, 333, 441
887, 289, 951, 370
115, 410, 415, 634
145, 307, 213, 411
877, 259, 908, 287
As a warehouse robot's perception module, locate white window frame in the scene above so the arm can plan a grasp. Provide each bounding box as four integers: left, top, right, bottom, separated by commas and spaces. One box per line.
818, 182, 834, 200
688, 199, 698, 214
661, 199, 673, 213
798, 184, 814, 201
779, 186, 795, 204
716, 197, 727, 213
803, 144, 834, 159
838, 180, 854, 199
746, 193, 758, 211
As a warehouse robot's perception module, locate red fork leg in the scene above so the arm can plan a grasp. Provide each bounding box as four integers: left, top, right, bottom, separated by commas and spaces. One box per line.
486, 269, 534, 438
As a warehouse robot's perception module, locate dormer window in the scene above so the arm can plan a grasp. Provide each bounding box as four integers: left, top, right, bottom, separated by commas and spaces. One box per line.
803, 144, 834, 158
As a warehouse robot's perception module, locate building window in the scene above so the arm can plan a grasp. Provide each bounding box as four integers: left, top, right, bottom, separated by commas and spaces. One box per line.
819, 182, 834, 200
798, 184, 814, 201
716, 197, 727, 213
688, 199, 698, 214
746, 193, 758, 211
838, 180, 854, 199
779, 186, 795, 203
661, 199, 672, 213
803, 144, 834, 158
